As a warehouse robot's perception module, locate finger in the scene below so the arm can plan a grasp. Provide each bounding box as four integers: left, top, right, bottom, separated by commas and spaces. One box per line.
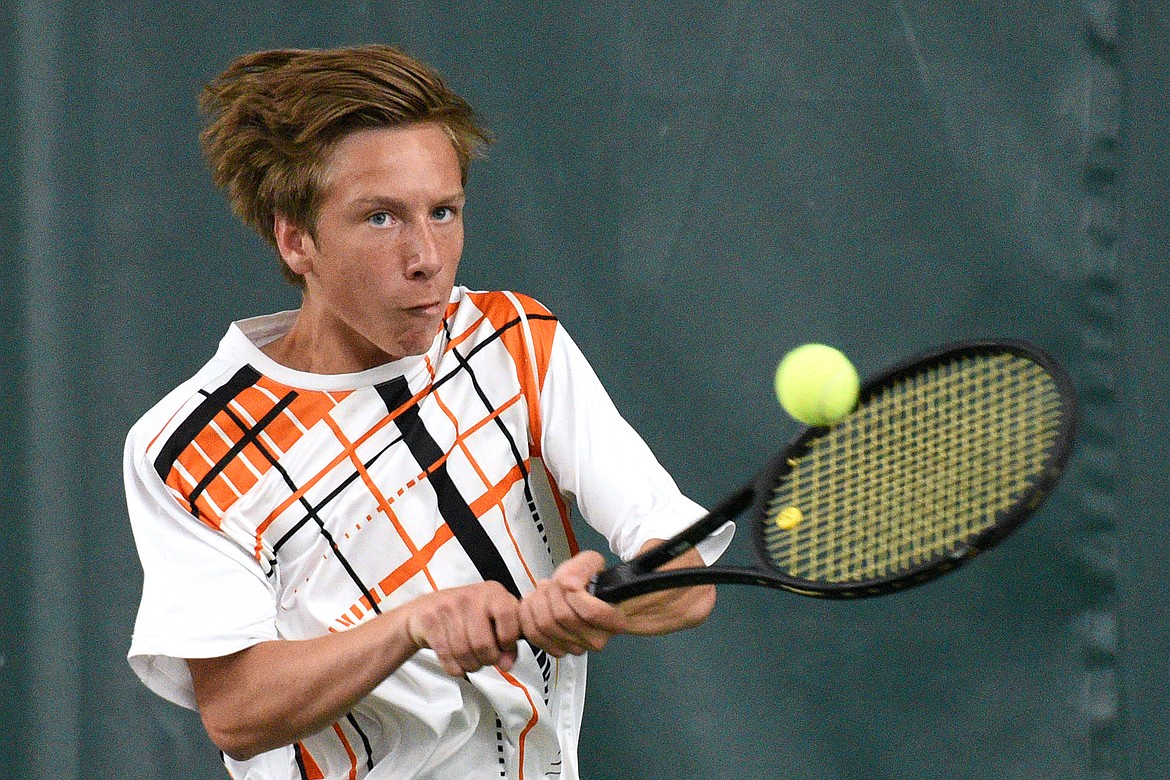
448, 613, 488, 676
546, 590, 611, 653
435, 609, 476, 678
551, 553, 628, 639
489, 599, 521, 671
519, 588, 566, 656
524, 585, 603, 657
522, 588, 592, 657
554, 550, 607, 591
464, 618, 514, 673
561, 586, 627, 636
407, 606, 467, 677
556, 603, 616, 653
453, 587, 518, 674
497, 646, 518, 672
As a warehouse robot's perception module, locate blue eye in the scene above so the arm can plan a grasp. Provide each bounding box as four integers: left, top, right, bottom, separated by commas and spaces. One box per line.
368, 211, 392, 227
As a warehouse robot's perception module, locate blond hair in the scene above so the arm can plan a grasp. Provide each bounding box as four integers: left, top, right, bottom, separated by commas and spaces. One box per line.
199, 45, 491, 286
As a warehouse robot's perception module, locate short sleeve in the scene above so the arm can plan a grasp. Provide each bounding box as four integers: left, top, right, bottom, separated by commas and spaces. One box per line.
537, 325, 733, 563
124, 436, 279, 710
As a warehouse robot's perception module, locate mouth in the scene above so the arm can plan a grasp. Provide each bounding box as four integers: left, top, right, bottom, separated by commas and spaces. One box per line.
405, 301, 445, 318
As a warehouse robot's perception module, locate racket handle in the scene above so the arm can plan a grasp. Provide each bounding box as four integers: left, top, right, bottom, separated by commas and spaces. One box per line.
620, 485, 754, 574
588, 566, 635, 604
588, 483, 754, 602
587, 538, 704, 603
589, 549, 715, 603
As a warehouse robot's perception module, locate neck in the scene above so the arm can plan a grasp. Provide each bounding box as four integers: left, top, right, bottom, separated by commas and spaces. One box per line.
261, 305, 401, 375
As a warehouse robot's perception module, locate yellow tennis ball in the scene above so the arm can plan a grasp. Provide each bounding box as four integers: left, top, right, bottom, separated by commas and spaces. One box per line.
774, 344, 860, 426
775, 506, 803, 530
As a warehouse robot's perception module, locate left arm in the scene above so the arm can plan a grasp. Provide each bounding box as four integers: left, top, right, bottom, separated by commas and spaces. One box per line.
509, 299, 720, 655
519, 541, 715, 658
617, 543, 716, 634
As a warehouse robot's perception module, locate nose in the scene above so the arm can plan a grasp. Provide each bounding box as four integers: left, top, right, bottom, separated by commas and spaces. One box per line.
404, 224, 442, 280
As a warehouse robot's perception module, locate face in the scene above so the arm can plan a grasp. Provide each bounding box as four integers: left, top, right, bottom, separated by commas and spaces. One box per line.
275, 123, 465, 372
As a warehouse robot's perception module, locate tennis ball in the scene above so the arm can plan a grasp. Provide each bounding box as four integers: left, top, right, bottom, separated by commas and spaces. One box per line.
775, 506, 803, 531
774, 343, 860, 426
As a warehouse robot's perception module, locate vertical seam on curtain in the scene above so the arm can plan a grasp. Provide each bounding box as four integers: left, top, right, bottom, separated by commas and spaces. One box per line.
1074, 2, 1126, 777
15, 1, 82, 778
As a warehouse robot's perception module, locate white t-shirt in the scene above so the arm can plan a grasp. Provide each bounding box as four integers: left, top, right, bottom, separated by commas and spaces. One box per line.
125, 287, 731, 780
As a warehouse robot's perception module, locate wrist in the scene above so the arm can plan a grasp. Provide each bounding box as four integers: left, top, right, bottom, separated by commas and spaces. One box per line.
397, 602, 429, 653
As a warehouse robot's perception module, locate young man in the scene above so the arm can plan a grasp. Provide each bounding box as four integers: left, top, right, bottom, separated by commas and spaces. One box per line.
125, 45, 730, 780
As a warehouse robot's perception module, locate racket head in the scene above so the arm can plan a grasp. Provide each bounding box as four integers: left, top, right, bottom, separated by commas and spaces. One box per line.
749, 339, 1077, 598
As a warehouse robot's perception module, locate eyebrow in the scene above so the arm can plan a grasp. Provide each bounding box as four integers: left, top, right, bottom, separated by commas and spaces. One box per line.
348, 191, 467, 212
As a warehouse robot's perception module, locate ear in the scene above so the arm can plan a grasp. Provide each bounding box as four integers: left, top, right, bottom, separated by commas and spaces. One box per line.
274, 215, 317, 276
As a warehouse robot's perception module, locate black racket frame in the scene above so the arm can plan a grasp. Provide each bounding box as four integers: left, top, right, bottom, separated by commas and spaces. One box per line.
591, 339, 1078, 602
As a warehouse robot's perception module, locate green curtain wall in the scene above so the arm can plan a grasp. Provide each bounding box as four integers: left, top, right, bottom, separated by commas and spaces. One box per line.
2, 2, 1166, 778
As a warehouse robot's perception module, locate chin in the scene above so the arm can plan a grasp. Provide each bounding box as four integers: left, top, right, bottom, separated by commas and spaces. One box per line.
398, 331, 441, 358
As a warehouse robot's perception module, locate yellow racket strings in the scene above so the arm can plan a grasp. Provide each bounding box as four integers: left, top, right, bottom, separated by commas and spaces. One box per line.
763, 353, 1065, 585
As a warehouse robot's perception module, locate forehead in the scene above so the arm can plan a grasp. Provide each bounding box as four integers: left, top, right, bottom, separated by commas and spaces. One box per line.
320, 123, 463, 200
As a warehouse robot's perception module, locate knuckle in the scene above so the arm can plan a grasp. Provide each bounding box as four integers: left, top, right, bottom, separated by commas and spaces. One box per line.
470, 636, 498, 659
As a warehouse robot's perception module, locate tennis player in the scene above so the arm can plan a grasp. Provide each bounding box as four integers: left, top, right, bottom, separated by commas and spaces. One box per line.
123, 45, 730, 780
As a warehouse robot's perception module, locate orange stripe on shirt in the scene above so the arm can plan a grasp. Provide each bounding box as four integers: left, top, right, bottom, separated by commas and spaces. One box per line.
254, 381, 432, 553
465, 291, 557, 390
546, 467, 580, 557
461, 392, 522, 439
496, 667, 541, 780
468, 462, 527, 518
464, 291, 557, 456
445, 312, 488, 352
231, 384, 282, 428
178, 410, 238, 474
426, 377, 541, 588
163, 380, 344, 533
376, 523, 454, 597
190, 492, 223, 529
296, 742, 326, 780
470, 461, 540, 587
331, 721, 359, 780
322, 416, 424, 559
330, 523, 455, 632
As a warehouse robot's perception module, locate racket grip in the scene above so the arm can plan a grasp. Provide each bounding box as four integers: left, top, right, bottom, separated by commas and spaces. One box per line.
588, 564, 638, 604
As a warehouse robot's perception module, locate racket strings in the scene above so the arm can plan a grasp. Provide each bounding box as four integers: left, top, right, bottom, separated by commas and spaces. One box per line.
763, 352, 1065, 585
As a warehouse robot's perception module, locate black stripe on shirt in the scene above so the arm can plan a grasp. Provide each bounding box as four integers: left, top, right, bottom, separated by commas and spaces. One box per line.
376, 376, 522, 599
216, 402, 382, 611
441, 317, 552, 558
184, 390, 297, 520
153, 364, 263, 481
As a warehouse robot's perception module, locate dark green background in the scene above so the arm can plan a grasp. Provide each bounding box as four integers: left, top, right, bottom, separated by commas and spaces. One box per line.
3, 2, 1166, 778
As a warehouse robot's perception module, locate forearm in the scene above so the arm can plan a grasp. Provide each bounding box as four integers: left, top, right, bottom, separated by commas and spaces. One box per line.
518, 545, 716, 659
189, 580, 521, 761
189, 608, 418, 761
617, 543, 717, 635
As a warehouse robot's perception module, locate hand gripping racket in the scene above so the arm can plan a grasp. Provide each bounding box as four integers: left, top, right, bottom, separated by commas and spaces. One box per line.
591, 339, 1077, 601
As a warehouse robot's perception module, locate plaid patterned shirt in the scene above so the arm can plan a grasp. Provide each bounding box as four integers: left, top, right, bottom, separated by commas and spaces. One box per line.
126, 287, 716, 780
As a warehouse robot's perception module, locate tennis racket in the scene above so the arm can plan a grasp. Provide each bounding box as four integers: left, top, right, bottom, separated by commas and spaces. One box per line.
592, 339, 1077, 602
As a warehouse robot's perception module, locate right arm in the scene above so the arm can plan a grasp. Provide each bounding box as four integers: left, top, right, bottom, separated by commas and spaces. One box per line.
188, 581, 521, 761
129, 405, 524, 761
